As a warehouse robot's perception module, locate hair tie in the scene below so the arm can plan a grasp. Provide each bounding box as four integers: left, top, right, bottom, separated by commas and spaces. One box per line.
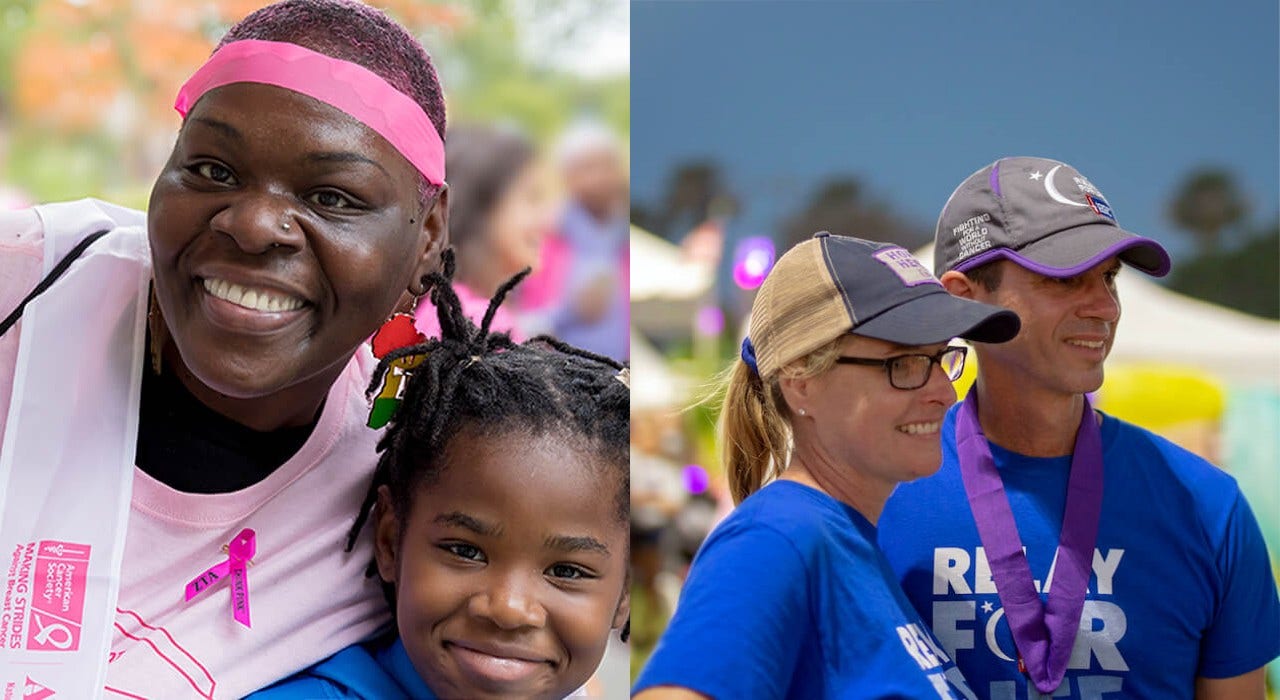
740, 336, 759, 376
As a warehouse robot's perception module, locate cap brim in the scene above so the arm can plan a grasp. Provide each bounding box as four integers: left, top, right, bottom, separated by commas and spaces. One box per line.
853, 290, 1021, 346
999, 223, 1171, 278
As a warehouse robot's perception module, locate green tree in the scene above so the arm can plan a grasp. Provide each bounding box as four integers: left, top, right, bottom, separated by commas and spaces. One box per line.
779, 176, 927, 251
640, 160, 737, 242
1168, 168, 1249, 253
433, 0, 628, 144
1167, 220, 1280, 319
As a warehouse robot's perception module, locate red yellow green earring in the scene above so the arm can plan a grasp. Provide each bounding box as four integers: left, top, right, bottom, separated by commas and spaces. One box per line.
367, 313, 427, 428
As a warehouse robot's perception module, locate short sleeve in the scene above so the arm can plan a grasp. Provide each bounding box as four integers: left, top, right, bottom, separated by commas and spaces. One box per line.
246, 675, 352, 699
633, 521, 810, 700
1198, 490, 1280, 678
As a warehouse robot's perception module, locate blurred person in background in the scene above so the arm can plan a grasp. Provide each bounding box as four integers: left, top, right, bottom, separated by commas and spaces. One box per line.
879, 157, 1280, 700
521, 120, 628, 361
414, 123, 552, 340
633, 232, 1020, 699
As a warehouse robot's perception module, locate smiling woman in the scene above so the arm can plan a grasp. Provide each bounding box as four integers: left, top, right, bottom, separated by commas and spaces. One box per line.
0, 1, 454, 697
632, 233, 1020, 700
148, 81, 440, 429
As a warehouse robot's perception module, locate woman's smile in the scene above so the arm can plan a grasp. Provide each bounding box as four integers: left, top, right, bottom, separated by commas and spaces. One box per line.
197, 275, 311, 335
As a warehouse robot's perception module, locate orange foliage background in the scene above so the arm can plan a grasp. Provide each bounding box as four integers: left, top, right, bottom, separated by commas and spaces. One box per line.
13, 0, 466, 133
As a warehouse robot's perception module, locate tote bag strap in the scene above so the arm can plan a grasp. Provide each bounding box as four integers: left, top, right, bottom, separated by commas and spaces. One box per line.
0, 229, 110, 336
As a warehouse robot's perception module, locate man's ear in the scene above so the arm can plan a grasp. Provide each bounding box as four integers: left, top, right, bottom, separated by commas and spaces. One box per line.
372, 485, 401, 585
940, 270, 978, 300
409, 185, 450, 298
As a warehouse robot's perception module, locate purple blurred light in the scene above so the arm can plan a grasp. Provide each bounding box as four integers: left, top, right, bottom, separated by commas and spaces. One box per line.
732, 236, 776, 290
682, 464, 710, 495
695, 305, 725, 337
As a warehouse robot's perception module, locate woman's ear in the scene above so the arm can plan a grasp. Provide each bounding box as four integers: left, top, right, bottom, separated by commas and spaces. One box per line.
372, 485, 401, 585
776, 374, 811, 417
409, 185, 450, 298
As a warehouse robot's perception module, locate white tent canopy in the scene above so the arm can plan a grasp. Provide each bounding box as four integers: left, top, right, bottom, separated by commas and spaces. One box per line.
630, 226, 713, 302
912, 244, 1280, 387
631, 226, 716, 339
631, 326, 692, 410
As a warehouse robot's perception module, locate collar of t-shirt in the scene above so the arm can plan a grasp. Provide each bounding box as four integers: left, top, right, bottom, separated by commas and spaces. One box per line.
135, 363, 319, 494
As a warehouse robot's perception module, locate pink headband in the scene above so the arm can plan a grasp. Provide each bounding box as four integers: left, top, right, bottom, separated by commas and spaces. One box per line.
174, 39, 445, 185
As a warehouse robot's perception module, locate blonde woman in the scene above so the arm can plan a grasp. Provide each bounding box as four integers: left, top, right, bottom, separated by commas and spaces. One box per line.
633, 233, 1019, 699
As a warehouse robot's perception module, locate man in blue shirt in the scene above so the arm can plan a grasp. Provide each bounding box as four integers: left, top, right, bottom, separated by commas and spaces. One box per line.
880, 156, 1280, 700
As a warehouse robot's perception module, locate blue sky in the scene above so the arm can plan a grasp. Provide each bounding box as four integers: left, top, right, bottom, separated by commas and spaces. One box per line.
632, 0, 1279, 262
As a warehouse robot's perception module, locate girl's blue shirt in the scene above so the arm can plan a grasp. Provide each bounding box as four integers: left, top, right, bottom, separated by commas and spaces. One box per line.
248, 635, 435, 699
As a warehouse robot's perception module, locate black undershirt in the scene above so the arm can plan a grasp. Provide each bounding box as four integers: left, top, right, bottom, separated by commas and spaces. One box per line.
135, 364, 319, 494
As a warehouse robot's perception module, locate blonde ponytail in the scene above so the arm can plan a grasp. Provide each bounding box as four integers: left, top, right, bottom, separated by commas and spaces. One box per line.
716, 337, 842, 504
720, 360, 790, 504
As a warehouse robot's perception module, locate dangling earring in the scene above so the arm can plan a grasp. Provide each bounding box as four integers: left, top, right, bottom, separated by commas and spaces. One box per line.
148, 285, 167, 375
366, 284, 429, 429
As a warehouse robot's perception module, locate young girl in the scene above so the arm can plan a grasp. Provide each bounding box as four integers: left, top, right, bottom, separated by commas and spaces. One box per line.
252, 255, 631, 699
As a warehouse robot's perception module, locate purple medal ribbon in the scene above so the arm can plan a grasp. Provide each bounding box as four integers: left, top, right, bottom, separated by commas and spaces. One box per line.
955, 387, 1104, 694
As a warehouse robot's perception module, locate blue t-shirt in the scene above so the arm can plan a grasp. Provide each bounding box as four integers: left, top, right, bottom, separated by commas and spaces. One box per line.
879, 406, 1280, 700
247, 636, 435, 699
634, 480, 975, 699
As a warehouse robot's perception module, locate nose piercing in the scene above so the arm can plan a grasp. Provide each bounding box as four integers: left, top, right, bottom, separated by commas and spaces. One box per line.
281, 221, 291, 231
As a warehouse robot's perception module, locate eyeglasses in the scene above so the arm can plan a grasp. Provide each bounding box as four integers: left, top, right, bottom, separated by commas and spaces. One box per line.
833, 346, 968, 390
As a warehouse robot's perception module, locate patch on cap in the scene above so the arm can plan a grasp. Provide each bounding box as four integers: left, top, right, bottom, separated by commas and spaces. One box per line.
872, 247, 938, 287
1085, 193, 1116, 221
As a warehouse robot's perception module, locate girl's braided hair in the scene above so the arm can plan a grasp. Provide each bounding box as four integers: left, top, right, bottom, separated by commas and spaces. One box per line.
346, 251, 630, 639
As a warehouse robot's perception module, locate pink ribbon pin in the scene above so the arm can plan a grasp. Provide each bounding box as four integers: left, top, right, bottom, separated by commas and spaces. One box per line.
184, 529, 256, 628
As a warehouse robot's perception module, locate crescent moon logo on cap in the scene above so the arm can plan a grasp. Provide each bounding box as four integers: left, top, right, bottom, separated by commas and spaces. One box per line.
1044, 165, 1088, 208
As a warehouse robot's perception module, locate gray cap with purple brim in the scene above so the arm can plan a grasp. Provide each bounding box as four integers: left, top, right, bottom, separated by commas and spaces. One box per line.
933, 156, 1172, 279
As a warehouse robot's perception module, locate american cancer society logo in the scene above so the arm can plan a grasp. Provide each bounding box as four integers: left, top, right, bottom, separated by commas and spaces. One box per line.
1085, 193, 1116, 221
